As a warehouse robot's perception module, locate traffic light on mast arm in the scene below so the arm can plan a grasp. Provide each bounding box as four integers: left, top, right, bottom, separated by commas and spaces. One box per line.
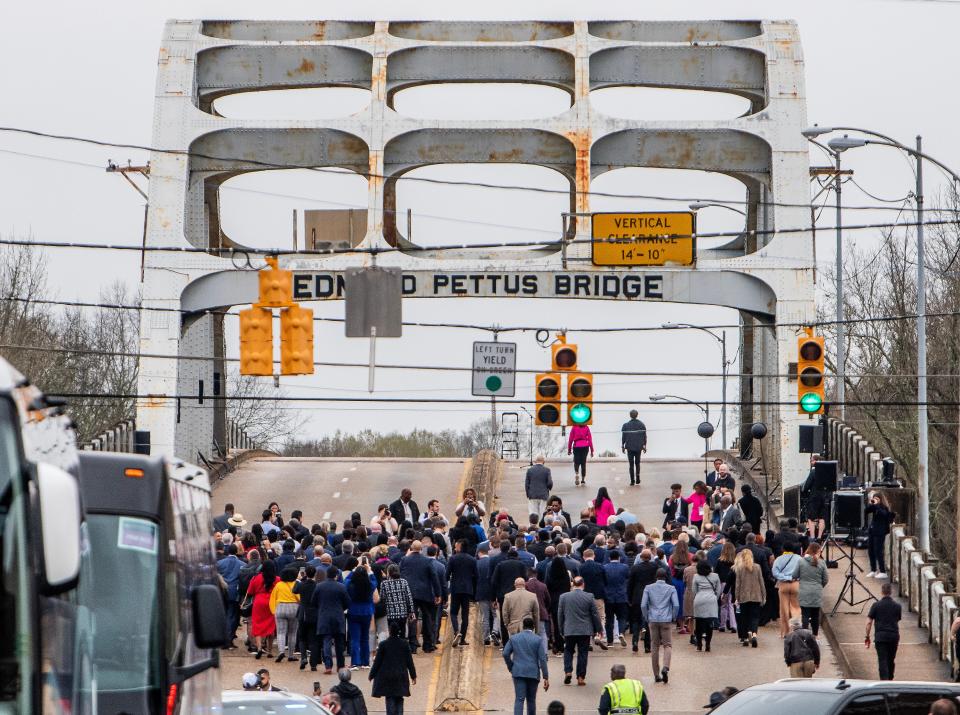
797, 329, 825, 415
239, 306, 273, 376
551, 336, 578, 372
280, 305, 315, 375
535, 373, 562, 426
567, 373, 593, 426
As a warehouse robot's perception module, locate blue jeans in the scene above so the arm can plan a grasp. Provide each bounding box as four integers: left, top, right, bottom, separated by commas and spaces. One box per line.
320, 632, 345, 670
348, 614, 372, 666
225, 599, 239, 642
512, 677, 538, 715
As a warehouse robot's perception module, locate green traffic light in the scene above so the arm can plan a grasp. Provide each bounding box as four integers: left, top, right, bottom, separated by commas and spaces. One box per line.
800, 392, 823, 413
569, 403, 591, 424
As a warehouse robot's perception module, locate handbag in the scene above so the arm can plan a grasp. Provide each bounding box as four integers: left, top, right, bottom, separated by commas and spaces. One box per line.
239, 597, 253, 618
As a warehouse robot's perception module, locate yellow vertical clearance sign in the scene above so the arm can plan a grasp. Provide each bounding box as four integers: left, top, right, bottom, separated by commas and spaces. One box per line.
591, 212, 696, 267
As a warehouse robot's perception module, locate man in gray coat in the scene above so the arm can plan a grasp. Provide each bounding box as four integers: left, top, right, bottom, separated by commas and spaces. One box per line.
525, 456, 553, 519
502, 616, 549, 715
557, 576, 603, 686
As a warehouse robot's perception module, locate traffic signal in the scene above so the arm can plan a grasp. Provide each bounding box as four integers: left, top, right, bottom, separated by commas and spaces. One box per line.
259, 256, 293, 308
551, 338, 578, 372
797, 331, 825, 415
280, 305, 315, 375
239, 306, 273, 376
567, 372, 593, 426
535, 373, 562, 426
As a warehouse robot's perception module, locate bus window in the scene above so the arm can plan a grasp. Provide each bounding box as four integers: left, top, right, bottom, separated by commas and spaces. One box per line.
74, 514, 163, 710
0, 397, 30, 709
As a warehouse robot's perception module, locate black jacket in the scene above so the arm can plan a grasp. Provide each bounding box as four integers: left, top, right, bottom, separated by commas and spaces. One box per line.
400, 552, 441, 602
293, 579, 318, 623
446, 552, 478, 597
332, 682, 368, 715
866, 503, 895, 536
492, 556, 530, 602
738, 494, 764, 533
662, 497, 689, 528
627, 560, 660, 608
369, 636, 417, 698
389, 498, 420, 528
621, 419, 647, 451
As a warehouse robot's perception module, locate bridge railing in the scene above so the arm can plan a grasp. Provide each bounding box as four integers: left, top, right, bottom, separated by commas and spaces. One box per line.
81, 418, 258, 454
826, 417, 959, 676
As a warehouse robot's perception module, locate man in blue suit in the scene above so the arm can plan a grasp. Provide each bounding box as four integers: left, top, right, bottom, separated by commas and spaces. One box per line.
311, 568, 350, 674
502, 616, 549, 715
216, 544, 243, 647
400, 540, 443, 653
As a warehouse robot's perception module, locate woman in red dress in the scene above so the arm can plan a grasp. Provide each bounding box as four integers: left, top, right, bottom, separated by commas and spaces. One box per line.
246, 558, 278, 658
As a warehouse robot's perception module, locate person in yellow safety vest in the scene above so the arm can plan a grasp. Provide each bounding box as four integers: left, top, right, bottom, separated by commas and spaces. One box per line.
598, 664, 649, 715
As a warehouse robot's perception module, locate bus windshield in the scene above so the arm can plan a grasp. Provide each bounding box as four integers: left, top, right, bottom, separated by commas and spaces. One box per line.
76, 514, 162, 695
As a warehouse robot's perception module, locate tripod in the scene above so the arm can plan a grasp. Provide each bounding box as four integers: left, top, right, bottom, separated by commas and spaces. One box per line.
827, 537, 876, 615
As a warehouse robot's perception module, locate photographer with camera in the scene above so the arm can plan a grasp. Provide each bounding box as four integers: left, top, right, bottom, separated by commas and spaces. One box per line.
455, 487, 486, 521
865, 492, 895, 579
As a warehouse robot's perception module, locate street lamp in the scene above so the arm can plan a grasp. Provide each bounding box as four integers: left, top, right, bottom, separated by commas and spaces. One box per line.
662, 323, 729, 449
812, 126, 960, 555
650, 393, 713, 473
688, 202, 747, 216
519, 405, 534, 466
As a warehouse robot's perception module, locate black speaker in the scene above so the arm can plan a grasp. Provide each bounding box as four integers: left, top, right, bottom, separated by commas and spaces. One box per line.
134, 430, 151, 455
813, 460, 838, 491
799, 424, 824, 453
832, 491, 865, 530
882, 458, 896, 481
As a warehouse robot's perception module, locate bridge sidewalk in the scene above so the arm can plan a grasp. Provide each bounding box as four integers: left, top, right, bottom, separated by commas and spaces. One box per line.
820, 543, 952, 682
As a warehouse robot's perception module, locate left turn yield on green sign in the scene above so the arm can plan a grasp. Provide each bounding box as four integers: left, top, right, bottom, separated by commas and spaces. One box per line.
472, 342, 517, 397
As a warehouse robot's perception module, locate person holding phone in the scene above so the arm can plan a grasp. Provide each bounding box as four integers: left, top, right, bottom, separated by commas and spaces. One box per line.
865, 492, 895, 579
455, 489, 486, 521
371, 504, 399, 536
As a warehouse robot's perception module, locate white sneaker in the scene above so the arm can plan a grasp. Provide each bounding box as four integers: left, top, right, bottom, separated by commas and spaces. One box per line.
876, 572, 889, 579
866, 572, 876, 578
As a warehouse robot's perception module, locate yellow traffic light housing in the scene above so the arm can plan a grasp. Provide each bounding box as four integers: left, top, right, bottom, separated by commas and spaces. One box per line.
280, 305, 315, 375
535, 373, 562, 426
797, 330, 825, 415
567, 373, 593, 426
551, 336, 578, 372
258, 256, 293, 308
239, 306, 274, 376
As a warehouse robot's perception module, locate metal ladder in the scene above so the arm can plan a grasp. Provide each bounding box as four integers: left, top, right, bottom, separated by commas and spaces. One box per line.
500, 411, 520, 460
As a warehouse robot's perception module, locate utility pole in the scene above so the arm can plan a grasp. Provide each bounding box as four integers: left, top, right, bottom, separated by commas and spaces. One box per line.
915, 135, 930, 554
834, 151, 845, 420
106, 161, 150, 281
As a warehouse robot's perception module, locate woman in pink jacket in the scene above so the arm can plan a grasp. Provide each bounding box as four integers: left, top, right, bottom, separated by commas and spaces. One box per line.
567, 424, 594, 486
592, 486, 615, 527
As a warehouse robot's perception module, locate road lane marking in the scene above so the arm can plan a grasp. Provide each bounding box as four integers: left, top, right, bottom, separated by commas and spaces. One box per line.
341, 477, 349, 482
322, 511, 331, 520
349, 466, 357, 471
332, 492, 341, 499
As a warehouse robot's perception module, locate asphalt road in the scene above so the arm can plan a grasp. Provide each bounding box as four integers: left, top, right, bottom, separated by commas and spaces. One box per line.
213, 457, 470, 711
212, 455, 841, 713
485, 457, 841, 715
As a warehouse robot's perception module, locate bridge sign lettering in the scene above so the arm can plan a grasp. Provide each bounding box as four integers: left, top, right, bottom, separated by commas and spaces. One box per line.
591, 212, 696, 267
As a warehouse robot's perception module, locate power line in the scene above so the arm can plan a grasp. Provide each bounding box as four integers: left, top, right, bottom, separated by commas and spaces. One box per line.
3, 125, 960, 215
8, 292, 960, 335
0, 215, 958, 261
7, 342, 960, 380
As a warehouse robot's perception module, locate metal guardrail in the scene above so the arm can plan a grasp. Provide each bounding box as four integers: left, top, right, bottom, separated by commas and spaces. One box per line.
82, 418, 258, 453
827, 416, 960, 677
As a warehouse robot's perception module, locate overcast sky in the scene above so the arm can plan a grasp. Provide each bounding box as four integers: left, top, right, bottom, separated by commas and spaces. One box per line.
2, 0, 958, 457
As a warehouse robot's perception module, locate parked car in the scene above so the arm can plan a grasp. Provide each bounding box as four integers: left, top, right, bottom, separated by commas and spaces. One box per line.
709, 679, 960, 715
221, 690, 334, 714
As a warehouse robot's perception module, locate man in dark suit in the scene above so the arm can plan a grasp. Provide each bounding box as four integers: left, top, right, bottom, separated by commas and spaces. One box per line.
661, 484, 688, 528
502, 616, 549, 715
390, 489, 420, 529
446, 539, 478, 646
558, 577, 604, 686
620, 410, 647, 486
293, 565, 319, 670
311, 568, 350, 673
579, 549, 607, 637
738, 485, 764, 535
493, 550, 532, 643
213, 502, 235, 533
400, 541, 442, 653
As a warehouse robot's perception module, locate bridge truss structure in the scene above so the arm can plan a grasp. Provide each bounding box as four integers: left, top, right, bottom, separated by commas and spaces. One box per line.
139, 19, 813, 486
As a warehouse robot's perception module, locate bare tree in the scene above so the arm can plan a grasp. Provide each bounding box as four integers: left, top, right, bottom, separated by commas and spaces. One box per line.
227, 370, 309, 450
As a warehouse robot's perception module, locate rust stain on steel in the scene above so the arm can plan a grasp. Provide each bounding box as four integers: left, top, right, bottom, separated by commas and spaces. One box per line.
286, 58, 316, 77
312, 22, 327, 41
565, 130, 591, 212
487, 147, 523, 162
142, 395, 167, 409
368, 151, 383, 189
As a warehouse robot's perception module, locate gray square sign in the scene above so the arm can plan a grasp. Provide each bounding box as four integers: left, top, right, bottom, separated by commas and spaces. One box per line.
344, 267, 402, 338
472, 341, 517, 397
